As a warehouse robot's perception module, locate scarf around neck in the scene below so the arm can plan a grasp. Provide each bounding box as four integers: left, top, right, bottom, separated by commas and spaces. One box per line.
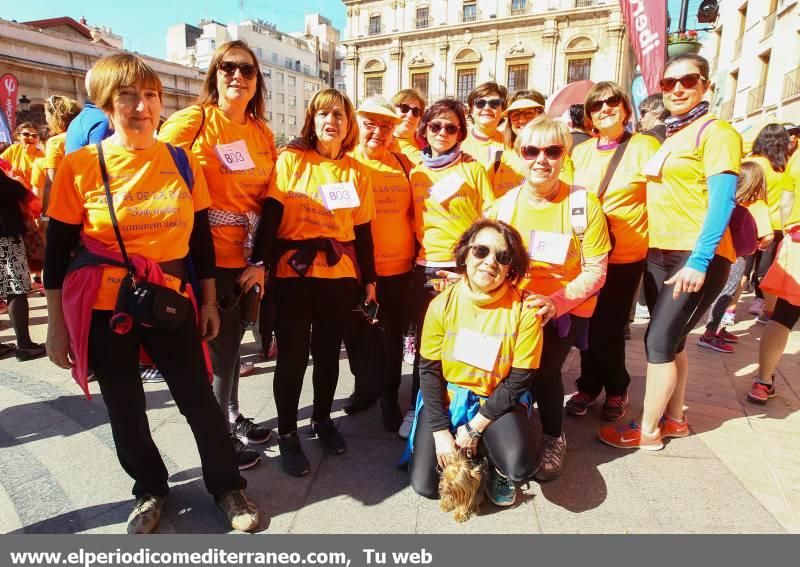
421, 144, 462, 169
665, 101, 710, 137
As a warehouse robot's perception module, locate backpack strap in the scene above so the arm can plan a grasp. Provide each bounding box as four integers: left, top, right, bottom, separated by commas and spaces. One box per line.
493, 148, 504, 174
496, 186, 521, 224
569, 185, 588, 241
165, 143, 194, 192
391, 152, 411, 181
596, 131, 631, 201
189, 105, 206, 150
695, 118, 717, 149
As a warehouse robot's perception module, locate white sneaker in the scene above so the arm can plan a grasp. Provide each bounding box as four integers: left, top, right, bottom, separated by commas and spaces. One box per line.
749, 298, 765, 316
720, 311, 736, 328
398, 409, 415, 439
634, 304, 650, 320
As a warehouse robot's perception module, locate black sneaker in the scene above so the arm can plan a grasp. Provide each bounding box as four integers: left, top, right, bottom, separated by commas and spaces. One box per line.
140, 365, 165, 383
230, 433, 260, 470
342, 393, 372, 415
312, 419, 347, 455
380, 398, 403, 432
278, 431, 310, 477
231, 415, 272, 445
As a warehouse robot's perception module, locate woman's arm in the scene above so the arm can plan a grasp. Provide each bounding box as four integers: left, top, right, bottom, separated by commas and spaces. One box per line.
354, 222, 377, 303
479, 368, 536, 424
549, 252, 609, 317
781, 189, 795, 227
250, 197, 283, 265
44, 218, 82, 369
188, 209, 219, 341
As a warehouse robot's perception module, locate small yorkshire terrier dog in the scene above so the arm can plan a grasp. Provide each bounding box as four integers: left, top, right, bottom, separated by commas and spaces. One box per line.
439, 450, 484, 522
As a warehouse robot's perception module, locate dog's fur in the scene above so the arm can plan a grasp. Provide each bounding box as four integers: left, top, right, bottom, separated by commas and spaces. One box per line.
439, 450, 484, 522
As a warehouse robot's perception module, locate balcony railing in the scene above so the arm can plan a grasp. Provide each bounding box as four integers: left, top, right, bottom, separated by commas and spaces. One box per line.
784, 67, 800, 100
733, 36, 743, 59
415, 17, 430, 29
746, 83, 766, 114
720, 99, 734, 120
510, 1, 531, 15
763, 11, 777, 39
459, 9, 480, 23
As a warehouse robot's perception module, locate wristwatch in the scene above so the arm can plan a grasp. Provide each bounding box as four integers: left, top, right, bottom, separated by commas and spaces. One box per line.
464, 422, 482, 440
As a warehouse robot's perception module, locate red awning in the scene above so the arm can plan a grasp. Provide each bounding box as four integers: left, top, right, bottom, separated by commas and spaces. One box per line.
546, 80, 595, 119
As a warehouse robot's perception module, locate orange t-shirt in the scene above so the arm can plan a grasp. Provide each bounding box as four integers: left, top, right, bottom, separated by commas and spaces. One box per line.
267, 148, 375, 279
48, 141, 212, 310
351, 146, 415, 277
44, 133, 67, 171
0, 143, 44, 188
461, 129, 505, 171
159, 105, 277, 268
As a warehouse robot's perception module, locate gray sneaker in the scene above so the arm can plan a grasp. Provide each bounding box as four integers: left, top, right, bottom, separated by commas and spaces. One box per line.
534, 433, 567, 482
217, 489, 259, 532
127, 494, 165, 534
485, 467, 516, 507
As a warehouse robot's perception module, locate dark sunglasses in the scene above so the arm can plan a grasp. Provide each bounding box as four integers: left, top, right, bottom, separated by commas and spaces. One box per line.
428, 121, 460, 135
588, 95, 623, 114
520, 144, 565, 161
397, 103, 422, 117
20, 132, 39, 138
469, 244, 513, 266
218, 60, 257, 80
659, 73, 706, 92
474, 98, 504, 110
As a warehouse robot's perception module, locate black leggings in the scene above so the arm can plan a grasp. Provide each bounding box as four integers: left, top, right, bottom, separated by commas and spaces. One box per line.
89, 310, 245, 500
578, 260, 645, 397
753, 231, 784, 299
411, 265, 446, 405
643, 249, 731, 363
409, 404, 537, 499
4, 293, 34, 347
772, 297, 800, 330
273, 277, 357, 435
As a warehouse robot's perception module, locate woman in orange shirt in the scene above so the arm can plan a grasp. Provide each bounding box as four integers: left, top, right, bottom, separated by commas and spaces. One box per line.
42, 96, 81, 214
0, 122, 44, 188
160, 40, 277, 471
391, 89, 426, 166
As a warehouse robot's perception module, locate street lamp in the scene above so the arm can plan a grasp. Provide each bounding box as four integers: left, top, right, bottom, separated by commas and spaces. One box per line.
19, 95, 31, 112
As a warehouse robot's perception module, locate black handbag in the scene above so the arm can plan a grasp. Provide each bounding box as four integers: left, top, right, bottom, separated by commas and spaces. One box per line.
98, 143, 190, 330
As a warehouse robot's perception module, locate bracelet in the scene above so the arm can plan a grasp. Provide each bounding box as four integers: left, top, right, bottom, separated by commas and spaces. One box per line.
464, 422, 482, 439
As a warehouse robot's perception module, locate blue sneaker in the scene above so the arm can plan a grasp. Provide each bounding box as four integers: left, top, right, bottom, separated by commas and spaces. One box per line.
485, 467, 516, 507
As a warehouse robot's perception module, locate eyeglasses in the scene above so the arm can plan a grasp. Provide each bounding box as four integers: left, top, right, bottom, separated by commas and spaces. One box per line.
20, 132, 39, 138
469, 244, 513, 266
474, 98, 504, 110
659, 73, 706, 92
520, 144, 565, 161
510, 109, 543, 122
362, 120, 394, 133
588, 95, 623, 114
218, 60, 257, 80
427, 121, 460, 135
396, 103, 422, 117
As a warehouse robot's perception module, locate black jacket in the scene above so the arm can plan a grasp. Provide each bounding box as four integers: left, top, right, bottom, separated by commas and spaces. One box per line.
0, 172, 28, 238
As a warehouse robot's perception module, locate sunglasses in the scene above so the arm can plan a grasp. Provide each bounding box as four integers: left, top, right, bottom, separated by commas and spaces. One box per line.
469, 244, 512, 266
588, 95, 622, 114
428, 121, 460, 135
362, 120, 394, 133
520, 144, 565, 161
510, 109, 542, 122
218, 60, 257, 80
397, 103, 422, 117
474, 98, 504, 110
659, 73, 706, 92
20, 132, 39, 138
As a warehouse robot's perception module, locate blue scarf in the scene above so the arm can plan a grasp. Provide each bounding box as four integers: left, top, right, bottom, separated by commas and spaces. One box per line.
665, 101, 710, 137
421, 144, 462, 169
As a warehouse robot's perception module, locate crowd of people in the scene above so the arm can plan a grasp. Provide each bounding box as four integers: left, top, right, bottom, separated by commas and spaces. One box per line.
0, 41, 798, 532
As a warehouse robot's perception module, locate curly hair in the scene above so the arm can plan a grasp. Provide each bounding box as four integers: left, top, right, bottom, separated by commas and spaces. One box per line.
752, 123, 791, 172
45, 96, 81, 134
453, 219, 529, 284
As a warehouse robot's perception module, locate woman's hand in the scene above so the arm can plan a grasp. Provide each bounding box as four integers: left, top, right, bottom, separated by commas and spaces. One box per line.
238, 265, 265, 297
364, 282, 377, 305
433, 270, 461, 292
454, 425, 479, 457
524, 293, 557, 324
199, 304, 220, 342
758, 232, 775, 251
665, 266, 706, 299
433, 430, 456, 469
46, 317, 74, 370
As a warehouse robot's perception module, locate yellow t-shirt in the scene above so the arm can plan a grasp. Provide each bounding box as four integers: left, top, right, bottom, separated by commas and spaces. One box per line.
411, 156, 495, 265
646, 115, 740, 262
0, 143, 44, 189
461, 129, 505, 171
572, 133, 661, 264
420, 281, 543, 398
745, 199, 773, 239
394, 136, 422, 167
744, 155, 790, 231
267, 148, 375, 279
351, 146, 415, 277
29, 157, 46, 197
785, 151, 800, 229
159, 105, 277, 268
487, 182, 611, 317
48, 141, 212, 310
44, 133, 67, 171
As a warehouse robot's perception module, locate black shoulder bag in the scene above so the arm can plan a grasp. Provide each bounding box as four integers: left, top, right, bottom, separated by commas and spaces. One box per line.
97, 143, 190, 330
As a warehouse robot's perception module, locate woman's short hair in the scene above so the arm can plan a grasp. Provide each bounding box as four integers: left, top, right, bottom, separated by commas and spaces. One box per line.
90, 53, 163, 113
664, 53, 710, 81
416, 98, 468, 144
44, 96, 81, 134
752, 123, 791, 172
514, 116, 573, 155
14, 122, 38, 136
301, 88, 359, 154
197, 40, 266, 120
453, 219, 529, 284
392, 88, 426, 109
584, 81, 633, 128
467, 81, 508, 112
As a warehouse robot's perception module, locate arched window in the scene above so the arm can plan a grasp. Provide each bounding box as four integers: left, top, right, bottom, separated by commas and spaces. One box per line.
363, 58, 386, 96
564, 35, 598, 83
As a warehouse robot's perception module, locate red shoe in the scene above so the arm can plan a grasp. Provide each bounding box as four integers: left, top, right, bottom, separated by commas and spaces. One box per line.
698, 331, 734, 353
598, 420, 663, 451
717, 328, 739, 343
0, 300, 7, 315
747, 379, 775, 405
659, 414, 690, 438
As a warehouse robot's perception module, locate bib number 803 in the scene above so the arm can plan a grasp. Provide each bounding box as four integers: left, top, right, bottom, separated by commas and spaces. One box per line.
224, 151, 246, 164
328, 189, 352, 201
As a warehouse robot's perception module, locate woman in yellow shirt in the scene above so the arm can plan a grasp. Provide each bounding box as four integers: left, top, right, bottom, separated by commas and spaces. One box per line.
250, 88, 376, 477
566, 82, 660, 421
409, 218, 542, 509
0, 122, 44, 189
488, 117, 611, 481
42, 96, 81, 214
160, 40, 277, 471
600, 54, 740, 450
460, 82, 507, 171
391, 89, 426, 166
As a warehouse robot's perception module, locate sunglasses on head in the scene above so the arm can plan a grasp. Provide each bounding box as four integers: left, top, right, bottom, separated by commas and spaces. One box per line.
474, 98, 504, 110
520, 144, 565, 161
218, 60, 257, 80
397, 103, 422, 117
588, 95, 623, 114
469, 244, 513, 266
659, 73, 705, 92
428, 121, 459, 135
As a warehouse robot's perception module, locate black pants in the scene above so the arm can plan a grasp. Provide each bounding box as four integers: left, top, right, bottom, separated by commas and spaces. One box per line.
531, 315, 589, 438
643, 249, 731, 363
409, 404, 537, 499
754, 231, 784, 299
273, 277, 357, 435
89, 310, 245, 500
773, 297, 800, 330
210, 267, 247, 423
411, 265, 446, 405
577, 260, 645, 397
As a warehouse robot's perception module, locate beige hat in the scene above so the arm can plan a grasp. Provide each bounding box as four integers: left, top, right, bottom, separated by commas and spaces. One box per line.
501, 98, 545, 118
357, 96, 400, 121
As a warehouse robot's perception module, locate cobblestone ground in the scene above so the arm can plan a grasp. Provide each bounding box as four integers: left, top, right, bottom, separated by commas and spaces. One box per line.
1, 293, 798, 534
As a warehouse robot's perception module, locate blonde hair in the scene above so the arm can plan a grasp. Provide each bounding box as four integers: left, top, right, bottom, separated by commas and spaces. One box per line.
301, 89, 358, 154
438, 451, 484, 523
45, 96, 81, 134
90, 53, 162, 113
392, 88, 426, 109
736, 161, 767, 205
514, 116, 573, 154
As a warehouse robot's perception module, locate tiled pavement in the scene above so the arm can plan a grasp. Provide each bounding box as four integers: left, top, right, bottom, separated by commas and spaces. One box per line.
0, 294, 797, 534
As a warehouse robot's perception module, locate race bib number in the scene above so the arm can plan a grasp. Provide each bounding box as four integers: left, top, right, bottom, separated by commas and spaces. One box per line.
453, 328, 502, 372
642, 146, 670, 178
319, 181, 360, 210
529, 230, 571, 265
429, 173, 465, 204
215, 140, 256, 171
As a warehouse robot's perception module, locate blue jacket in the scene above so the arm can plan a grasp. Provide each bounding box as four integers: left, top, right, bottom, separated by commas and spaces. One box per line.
65, 102, 111, 154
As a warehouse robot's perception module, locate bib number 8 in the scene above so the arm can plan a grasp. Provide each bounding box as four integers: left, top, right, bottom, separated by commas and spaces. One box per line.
328, 190, 351, 201
224, 151, 246, 164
